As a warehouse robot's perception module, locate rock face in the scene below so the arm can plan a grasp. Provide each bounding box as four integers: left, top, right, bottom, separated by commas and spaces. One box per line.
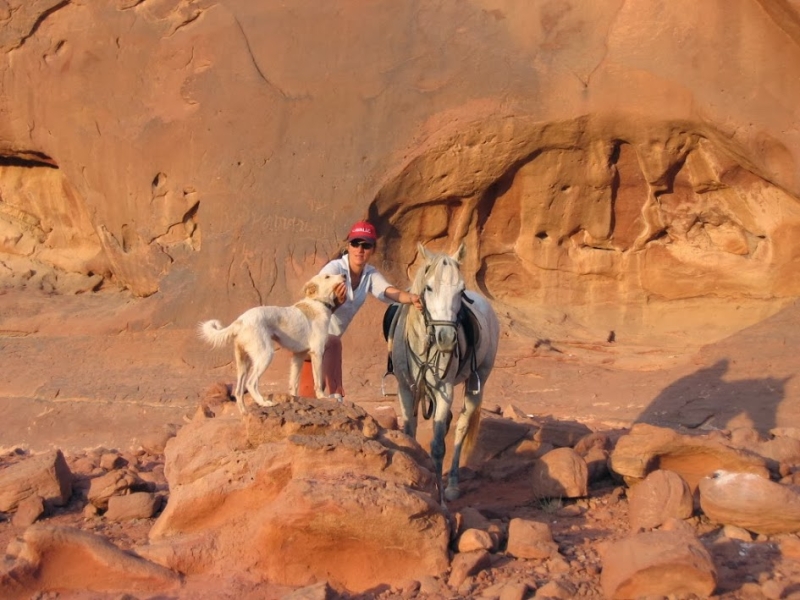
600, 525, 717, 599
627, 469, 694, 532
144, 398, 450, 593
609, 423, 770, 489
1, 0, 799, 355
699, 470, 800, 535
0, 450, 72, 512
1, 525, 180, 598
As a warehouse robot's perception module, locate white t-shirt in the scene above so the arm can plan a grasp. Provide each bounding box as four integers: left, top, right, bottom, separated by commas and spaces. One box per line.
319, 254, 393, 336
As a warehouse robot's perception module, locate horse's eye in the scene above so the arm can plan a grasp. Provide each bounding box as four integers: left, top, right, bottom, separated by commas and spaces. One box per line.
425, 285, 433, 292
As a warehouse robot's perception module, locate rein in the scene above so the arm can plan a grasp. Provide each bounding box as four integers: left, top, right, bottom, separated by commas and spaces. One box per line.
409, 294, 462, 420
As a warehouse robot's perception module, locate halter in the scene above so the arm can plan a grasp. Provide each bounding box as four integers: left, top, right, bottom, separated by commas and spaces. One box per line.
411, 290, 462, 420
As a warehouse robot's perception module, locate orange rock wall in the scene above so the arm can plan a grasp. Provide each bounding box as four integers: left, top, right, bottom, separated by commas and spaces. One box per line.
1, 0, 799, 342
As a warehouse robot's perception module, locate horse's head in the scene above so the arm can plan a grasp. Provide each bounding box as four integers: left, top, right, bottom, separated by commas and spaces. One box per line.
414, 242, 466, 352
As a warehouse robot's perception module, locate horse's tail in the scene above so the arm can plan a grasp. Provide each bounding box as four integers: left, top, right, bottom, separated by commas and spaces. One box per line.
461, 407, 482, 459
198, 319, 239, 348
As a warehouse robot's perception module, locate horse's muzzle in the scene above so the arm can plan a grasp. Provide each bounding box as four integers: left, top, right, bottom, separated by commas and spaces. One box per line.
433, 325, 457, 351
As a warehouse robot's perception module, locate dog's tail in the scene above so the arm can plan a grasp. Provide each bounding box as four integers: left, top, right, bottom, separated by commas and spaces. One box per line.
198, 319, 238, 348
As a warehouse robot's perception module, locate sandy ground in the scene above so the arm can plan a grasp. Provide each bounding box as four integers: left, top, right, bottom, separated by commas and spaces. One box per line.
2, 289, 800, 598
1, 288, 799, 455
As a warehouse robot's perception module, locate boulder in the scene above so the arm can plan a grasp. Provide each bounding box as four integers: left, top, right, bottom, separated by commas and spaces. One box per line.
627, 469, 694, 531
105, 492, 162, 522
11, 495, 45, 528
531, 447, 588, 499
505, 518, 559, 560
457, 528, 495, 553
0, 450, 72, 512
600, 527, 717, 599
532, 418, 593, 449
145, 398, 450, 593
447, 549, 492, 589
699, 470, 800, 535
610, 423, 769, 489
87, 468, 145, 510
0, 525, 179, 598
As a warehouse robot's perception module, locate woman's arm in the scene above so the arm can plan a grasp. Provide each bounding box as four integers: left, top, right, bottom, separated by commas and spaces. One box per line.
385, 286, 422, 310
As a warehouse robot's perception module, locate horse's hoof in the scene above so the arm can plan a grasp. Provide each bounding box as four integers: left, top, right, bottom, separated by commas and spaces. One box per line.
444, 486, 460, 501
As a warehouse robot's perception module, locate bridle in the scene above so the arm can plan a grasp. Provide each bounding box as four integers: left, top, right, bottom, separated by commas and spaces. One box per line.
410, 288, 464, 420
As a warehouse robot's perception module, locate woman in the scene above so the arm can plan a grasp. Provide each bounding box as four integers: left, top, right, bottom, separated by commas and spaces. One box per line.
300, 221, 421, 400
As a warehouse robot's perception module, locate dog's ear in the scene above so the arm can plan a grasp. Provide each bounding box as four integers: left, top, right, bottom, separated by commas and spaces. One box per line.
451, 242, 466, 264
418, 242, 431, 261
304, 282, 319, 297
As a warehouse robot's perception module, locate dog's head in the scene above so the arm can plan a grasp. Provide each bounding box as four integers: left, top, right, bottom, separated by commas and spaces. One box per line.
303, 272, 345, 304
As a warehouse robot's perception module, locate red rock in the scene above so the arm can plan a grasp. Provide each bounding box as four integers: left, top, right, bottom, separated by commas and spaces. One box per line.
457, 528, 495, 553
627, 469, 693, 531
447, 550, 491, 589
505, 518, 559, 560
610, 424, 770, 489
699, 470, 800, 535
531, 447, 588, 499
11, 495, 45, 528
0, 450, 72, 512
147, 399, 449, 592
601, 529, 716, 599
0, 525, 180, 597
105, 492, 161, 522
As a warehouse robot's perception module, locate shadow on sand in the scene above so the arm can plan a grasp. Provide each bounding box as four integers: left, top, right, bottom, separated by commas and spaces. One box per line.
635, 358, 791, 435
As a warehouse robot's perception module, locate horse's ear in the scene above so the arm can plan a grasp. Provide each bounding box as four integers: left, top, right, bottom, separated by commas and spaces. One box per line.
304, 282, 319, 297
417, 242, 430, 260
452, 242, 466, 264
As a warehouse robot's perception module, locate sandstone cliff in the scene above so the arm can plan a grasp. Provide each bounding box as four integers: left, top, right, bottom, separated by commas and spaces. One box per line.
1, 0, 799, 351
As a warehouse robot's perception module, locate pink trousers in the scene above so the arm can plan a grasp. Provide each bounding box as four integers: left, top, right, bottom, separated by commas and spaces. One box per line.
298, 335, 344, 398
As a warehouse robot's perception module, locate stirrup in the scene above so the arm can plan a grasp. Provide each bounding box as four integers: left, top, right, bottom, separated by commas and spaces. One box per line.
381, 371, 398, 397
467, 371, 481, 395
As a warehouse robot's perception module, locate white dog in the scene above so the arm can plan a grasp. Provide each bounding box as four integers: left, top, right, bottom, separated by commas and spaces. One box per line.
199, 272, 345, 413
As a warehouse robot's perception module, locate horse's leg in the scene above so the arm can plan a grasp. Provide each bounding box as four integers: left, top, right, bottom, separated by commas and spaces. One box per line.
397, 380, 417, 439
431, 384, 454, 505
445, 388, 482, 501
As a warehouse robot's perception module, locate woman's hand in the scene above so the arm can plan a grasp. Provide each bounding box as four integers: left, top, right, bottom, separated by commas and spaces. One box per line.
409, 293, 422, 311
333, 281, 347, 307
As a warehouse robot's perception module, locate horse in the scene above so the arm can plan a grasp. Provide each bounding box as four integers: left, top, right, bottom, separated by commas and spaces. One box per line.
387, 242, 500, 503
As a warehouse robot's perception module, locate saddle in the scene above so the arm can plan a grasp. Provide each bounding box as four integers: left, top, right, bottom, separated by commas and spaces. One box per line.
382, 297, 480, 393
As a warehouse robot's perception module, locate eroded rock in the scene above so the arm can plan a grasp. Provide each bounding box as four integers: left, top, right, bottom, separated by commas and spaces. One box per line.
146, 398, 449, 592
699, 470, 800, 535
0, 450, 72, 512
627, 469, 694, 532
600, 527, 717, 599
610, 423, 770, 489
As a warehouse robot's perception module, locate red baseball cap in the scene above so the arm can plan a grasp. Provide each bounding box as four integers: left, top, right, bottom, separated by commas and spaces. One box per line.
347, 221, 377, 243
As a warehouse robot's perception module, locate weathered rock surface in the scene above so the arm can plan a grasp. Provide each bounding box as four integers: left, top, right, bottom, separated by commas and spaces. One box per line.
145, 398, 450, 593
627, 469, 694, 531
531, 447, 589, 499
0, 450, 72, 512
699, 470, 800, 535
0, 0, 798, 360
87, 468, 145, 510
0, 524, 180, 598
609, 423, 770, 488
600, 526, 717, 599
505, 518, 559, 560
106, 492, 162, 522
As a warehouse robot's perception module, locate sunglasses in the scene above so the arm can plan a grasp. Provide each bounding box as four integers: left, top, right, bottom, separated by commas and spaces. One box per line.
349, 240, 375, 250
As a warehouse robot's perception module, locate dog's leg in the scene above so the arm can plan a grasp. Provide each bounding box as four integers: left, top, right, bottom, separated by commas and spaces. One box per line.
246, 341, 276, 408
234, 343, 250, 414
308, 349, 326, 398
289, 353, 304, 396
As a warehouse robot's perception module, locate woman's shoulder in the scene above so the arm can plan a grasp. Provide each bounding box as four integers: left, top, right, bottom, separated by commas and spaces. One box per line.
320, 256, 347, 274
